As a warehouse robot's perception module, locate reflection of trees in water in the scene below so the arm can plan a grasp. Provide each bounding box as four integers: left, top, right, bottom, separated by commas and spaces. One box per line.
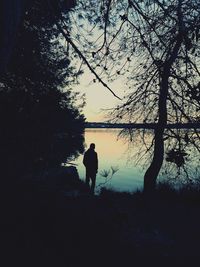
119, 129, 154, 166
160, 128, 200, 187
160, 159, 200, 189
119, 128, 200, 187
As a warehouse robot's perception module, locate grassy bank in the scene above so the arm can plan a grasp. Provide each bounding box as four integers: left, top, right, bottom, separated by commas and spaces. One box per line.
1, 172, 200, 267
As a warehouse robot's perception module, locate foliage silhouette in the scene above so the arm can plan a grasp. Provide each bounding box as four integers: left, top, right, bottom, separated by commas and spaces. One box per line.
0, 0, 85, 178
70, 0, 200, 192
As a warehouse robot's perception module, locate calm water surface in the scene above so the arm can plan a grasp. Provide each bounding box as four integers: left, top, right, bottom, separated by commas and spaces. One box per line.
72, 128, 145, 193
71, 128, 199, 193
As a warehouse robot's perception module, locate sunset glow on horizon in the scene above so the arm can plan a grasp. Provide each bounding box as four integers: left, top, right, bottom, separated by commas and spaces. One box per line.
73, 68, 127, 122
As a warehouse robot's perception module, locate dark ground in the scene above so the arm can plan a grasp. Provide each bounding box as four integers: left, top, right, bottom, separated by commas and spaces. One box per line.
1, 170, 200, 267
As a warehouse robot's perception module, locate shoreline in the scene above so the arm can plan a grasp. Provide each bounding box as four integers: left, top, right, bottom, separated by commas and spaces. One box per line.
85, 122, 200, 129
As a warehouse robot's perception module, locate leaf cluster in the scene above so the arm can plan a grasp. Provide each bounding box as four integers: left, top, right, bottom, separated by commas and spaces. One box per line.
0, 0, 85, 173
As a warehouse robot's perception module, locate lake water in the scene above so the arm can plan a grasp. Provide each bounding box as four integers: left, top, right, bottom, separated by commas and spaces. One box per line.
71, 128, 200, 193
71, 128, 148, 193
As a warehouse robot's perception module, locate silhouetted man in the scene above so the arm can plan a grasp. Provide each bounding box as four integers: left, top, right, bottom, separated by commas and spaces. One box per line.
83, 143, 98, 193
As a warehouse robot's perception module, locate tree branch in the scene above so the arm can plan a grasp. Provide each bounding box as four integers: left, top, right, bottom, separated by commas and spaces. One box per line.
47, 0, 122, 100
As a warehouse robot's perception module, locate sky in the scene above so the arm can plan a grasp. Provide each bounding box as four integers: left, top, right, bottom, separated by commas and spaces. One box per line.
69, 11, 129, 122
73, 68, 126, 122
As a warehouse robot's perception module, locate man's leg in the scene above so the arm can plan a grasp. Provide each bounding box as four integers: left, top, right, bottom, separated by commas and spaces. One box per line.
91, 173, 96, 194
85, 169, 90, 186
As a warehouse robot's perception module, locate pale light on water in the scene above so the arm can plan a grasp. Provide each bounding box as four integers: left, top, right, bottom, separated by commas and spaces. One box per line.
72, 128, 145, 193
72, 128, 200, 193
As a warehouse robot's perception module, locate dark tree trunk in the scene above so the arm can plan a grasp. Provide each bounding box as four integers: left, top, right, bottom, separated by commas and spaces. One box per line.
143, 73, 168, 193
143, 8, 184, 193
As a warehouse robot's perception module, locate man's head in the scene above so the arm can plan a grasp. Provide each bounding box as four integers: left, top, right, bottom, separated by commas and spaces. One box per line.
90, 143, 95, 150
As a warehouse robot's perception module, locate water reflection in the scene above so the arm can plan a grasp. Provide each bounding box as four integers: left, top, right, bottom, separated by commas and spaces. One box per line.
73, 129, 146, 193
159, 128, 200, 188
73, 128, 200, 193
120, 127, 200, 189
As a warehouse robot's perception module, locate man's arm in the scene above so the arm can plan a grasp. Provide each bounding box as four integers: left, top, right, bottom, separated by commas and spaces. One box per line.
96, 153, 98, 173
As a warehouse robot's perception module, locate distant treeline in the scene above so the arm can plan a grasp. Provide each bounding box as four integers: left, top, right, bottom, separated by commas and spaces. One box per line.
85, 122, 200, 129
